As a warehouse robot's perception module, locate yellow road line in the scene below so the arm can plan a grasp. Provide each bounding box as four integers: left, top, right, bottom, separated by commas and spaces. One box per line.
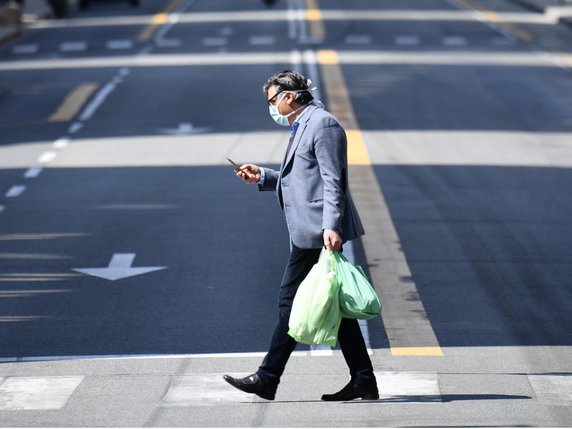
137, 0, 182, 43
391, 347, 445, 357
304, 0, 325, 40
48, 83, 99, 123
317, 50, 443, 356
316, 50, 369, 165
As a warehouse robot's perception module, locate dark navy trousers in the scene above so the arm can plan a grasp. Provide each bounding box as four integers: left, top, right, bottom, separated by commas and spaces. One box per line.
256, 243, 376, 388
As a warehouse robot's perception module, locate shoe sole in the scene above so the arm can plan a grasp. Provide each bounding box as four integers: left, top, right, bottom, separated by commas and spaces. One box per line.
223, 375, 275, 401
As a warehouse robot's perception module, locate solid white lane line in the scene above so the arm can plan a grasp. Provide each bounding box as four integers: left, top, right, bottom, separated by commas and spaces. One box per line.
395, 35, 420, 45
60, 42, 88, 52
79, 81, 116, 121
5, 185, 26, 198
0, 351, 315, 363
38, 152, 57, 163
12, 44, 38, 54
24, 167, 43, 178
107, 40, 134, 50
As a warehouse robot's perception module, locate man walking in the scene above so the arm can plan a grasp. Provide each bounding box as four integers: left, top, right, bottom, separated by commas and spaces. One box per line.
223, 70, 378, 401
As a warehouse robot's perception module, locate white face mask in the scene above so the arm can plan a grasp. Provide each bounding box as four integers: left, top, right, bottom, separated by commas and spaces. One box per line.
268, 91, 307, 126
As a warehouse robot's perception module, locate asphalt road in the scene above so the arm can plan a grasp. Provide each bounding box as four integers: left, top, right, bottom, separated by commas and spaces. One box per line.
0, 0, 572, 426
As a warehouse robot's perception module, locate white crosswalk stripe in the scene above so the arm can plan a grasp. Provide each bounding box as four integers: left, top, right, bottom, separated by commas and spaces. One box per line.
160, 371, 441, 406
0, 377, 83, 410
161, 374, 254, 406
528, 375, 572, 406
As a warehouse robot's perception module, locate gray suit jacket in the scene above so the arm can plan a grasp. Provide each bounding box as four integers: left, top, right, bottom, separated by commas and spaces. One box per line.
259, 104, 365, 249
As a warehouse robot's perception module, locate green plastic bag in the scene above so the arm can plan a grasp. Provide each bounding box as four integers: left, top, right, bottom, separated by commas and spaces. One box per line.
288, 250, 342, 347
331, 251, 382, 320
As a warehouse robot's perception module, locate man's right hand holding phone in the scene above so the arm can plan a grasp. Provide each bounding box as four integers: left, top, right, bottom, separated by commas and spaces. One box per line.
236, 164, 261, 184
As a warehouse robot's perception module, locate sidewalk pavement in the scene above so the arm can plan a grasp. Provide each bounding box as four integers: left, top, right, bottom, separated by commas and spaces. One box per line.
0, 347, 571, 427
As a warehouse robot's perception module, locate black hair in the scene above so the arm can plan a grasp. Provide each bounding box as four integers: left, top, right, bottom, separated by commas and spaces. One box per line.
263, 70, 314, 105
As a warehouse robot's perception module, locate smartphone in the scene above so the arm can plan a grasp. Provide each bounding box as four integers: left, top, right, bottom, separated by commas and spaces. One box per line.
227, 158, 253, 178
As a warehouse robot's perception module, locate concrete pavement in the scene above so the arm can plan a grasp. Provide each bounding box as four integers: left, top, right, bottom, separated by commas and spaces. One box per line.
1, 346, 571, 427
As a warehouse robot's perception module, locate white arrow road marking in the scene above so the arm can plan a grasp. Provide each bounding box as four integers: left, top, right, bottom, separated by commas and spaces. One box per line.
158, 122, 210, 135
72, 253, 167, 281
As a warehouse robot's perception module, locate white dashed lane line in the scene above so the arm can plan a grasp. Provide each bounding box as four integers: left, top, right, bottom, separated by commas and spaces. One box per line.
53, 137, 70, 149
443, 36, 467, 46
201, 37, 227, 47
395, 35, 420, 45
38, 151, 57, 164
106, 40, 135, 50
11, 44, 38, 54
24, 167, 43, 179
249, 36, 276, 46
59, 42, 88, 52
5, 185, 26, 198
344, 35, 372, 45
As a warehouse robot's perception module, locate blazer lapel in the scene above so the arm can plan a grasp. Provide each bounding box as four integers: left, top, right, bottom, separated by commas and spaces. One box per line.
281, 105, 318, 173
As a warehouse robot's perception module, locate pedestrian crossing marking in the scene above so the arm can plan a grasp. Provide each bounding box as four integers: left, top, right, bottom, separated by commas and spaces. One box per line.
161, 374, 254, 406
378, 372, 441, 401
528, 375, 572, 407
0, 376, 83, 410
159, 371, 441, 405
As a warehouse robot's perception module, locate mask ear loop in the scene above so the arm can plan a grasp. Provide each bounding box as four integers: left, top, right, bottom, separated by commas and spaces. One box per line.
306, 79, 324, 108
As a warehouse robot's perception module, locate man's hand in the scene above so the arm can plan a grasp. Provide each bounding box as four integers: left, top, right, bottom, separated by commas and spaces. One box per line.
323, 229, 342, 251
235, 163, 261, 184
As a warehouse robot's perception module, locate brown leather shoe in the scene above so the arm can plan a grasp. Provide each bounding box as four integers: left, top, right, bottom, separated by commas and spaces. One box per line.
223, 373, 276, 401
321, 381, 379, 401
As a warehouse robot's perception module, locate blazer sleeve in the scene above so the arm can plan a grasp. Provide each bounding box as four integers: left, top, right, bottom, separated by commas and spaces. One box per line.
314, 118, 348, 234
258, 167, 279, 192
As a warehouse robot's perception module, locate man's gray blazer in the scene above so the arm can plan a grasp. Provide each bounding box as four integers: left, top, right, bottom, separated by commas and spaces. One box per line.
259, 104, 365, 249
